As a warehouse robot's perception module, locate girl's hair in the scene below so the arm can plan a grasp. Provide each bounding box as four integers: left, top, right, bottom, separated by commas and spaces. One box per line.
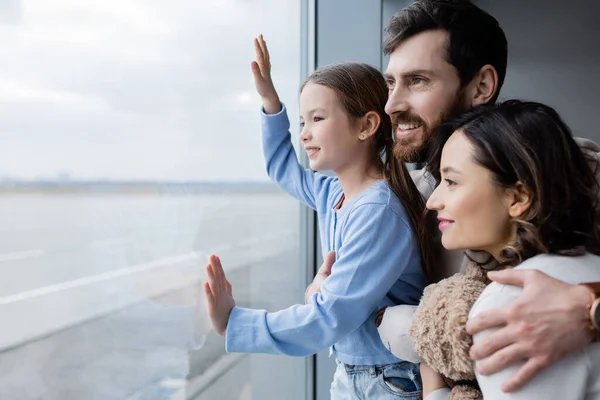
302, 63, 437, 279
427, 100, 600, 266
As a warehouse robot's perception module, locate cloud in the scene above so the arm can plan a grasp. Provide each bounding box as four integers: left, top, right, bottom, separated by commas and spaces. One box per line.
0, 0, 301, 181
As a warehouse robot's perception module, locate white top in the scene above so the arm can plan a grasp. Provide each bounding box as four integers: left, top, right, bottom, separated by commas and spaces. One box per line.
427, 252, 600, 400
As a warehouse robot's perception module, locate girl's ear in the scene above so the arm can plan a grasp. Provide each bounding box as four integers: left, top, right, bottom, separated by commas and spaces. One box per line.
358, 111, 381, 140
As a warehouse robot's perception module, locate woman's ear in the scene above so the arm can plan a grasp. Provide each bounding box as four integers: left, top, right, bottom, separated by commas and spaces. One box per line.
506, 182, 533, 218
358, 111, 381, 140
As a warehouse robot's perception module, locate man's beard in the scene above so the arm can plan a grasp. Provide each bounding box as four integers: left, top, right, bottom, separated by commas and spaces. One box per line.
392, 93, 467, 163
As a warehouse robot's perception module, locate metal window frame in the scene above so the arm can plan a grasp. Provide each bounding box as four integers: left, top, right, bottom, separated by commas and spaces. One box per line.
300, 0, 318, 399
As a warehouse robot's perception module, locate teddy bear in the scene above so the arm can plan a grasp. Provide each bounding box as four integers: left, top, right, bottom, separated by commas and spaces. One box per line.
377, 259, 491, 399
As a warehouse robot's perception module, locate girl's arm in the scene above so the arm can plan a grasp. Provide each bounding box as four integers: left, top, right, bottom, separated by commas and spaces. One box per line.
261, 105, 334, 210
421, 362, 450, 400
252, 35, 334, 210
222, 203, 422, 356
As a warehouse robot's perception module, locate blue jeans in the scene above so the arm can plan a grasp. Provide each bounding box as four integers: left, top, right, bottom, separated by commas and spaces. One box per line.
330, 359, 422, 399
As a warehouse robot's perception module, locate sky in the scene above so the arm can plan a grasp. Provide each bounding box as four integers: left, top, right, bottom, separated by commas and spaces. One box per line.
0, 0, 301, 181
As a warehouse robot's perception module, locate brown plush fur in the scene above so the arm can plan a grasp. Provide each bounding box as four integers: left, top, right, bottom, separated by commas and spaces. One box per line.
450, 385, 484, 400
410, 262, 489, 399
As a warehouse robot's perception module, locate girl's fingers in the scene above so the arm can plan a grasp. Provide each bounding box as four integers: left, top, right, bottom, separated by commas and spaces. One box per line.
206, 262, 221, 296
205, 263, 214, 285
210, 255, 226, 284
258, 34, 270, 69
254, 37, 266, 74
251, 60, 261, 78
204, 281, 215, 304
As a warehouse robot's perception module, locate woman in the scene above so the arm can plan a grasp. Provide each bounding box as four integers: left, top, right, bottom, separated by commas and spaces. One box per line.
421, 100, 600, 399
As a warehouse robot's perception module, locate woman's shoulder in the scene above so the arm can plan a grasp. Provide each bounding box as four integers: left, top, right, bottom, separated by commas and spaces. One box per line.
514, 252, 600, 283
470, 252, 600, 318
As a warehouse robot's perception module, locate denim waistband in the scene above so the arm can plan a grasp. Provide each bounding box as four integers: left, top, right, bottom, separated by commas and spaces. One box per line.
336, 359, 413, 376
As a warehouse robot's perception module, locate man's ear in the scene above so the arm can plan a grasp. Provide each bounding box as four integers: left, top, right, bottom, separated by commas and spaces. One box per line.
466, 64, 499, 107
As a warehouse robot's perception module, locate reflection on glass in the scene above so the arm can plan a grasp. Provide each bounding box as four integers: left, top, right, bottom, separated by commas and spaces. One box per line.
0, 1, 302, 399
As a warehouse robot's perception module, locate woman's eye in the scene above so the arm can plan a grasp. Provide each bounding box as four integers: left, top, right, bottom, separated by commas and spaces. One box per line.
445, 178, 456, 186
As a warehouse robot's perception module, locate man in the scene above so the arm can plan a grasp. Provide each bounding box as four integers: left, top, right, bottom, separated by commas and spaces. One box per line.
307, 0, 600, 396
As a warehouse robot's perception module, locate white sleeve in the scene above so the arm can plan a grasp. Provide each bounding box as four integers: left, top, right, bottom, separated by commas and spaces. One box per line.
470, 284, 590, 400
424, 388, 451, 400
376, 304, 420, 363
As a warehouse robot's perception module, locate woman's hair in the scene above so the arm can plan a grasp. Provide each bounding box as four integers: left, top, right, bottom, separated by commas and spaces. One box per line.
427, 100, 600, 266
302, 63, 437, 279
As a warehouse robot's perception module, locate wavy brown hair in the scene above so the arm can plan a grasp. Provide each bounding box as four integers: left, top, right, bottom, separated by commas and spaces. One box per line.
428, 100, 600, 267
303, 63, 437, 279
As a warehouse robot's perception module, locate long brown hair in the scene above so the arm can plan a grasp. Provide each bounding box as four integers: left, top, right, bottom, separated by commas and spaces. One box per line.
428, 100, 600, 266
303, 63, 437, 279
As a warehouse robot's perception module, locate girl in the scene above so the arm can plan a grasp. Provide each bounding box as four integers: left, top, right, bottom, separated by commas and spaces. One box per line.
204, 35, 436, 399
421, 100, 600, 399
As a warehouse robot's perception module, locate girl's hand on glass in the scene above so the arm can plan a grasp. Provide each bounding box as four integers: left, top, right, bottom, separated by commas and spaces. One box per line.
204, 254, 235, 336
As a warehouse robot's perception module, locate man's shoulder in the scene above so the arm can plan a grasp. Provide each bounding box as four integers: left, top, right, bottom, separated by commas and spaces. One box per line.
410, 167, 436, 200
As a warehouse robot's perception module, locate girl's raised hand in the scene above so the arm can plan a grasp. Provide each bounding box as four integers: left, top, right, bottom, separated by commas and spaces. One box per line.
251, 34, 281, 114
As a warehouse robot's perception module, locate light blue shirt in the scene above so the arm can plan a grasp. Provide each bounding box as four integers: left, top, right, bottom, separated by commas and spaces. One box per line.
225, 105, 428, 365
